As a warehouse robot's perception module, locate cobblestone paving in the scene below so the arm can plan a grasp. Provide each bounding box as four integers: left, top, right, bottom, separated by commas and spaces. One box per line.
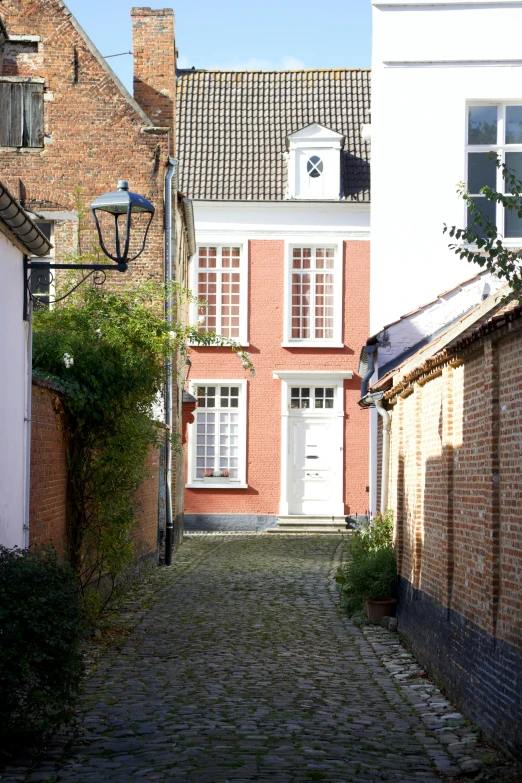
15, 536, 478, 783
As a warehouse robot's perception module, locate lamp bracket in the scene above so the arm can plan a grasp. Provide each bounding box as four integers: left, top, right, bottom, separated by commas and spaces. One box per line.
23, 258, 127, 320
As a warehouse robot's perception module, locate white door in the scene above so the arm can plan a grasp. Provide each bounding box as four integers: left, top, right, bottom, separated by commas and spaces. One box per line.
286, 385, 343, 515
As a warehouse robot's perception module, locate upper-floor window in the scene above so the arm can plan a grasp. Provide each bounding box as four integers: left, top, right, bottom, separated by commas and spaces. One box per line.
284, 245, 343, 347
191, 244, 248, 345
0, 79, 44, 148
467, 103, 522, 240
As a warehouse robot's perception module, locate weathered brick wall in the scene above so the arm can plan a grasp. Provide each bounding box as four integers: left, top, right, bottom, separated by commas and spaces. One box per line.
185, 239, 370, 518
383, 323, 522, 756
30, 377, 161, 560
133, 446, 160, 560
0, 0, 170, 284
29, 379, 68, 551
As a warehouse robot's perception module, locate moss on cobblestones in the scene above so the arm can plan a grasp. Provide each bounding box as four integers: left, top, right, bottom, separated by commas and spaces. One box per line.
0, 536, 493, 783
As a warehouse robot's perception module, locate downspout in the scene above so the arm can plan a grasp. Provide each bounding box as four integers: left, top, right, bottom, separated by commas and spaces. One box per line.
164, 156, 178, 566
373, 396, 390, 514
24, 268, 32, 549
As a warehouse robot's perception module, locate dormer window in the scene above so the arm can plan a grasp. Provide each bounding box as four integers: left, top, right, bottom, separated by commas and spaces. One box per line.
286, 123, 344, 200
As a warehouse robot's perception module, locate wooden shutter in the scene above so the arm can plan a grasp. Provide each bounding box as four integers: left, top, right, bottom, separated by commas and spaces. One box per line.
23, 82, 44, 148
0, 82, 23, 147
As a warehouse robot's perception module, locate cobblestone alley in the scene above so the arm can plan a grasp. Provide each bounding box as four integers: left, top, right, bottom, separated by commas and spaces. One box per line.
21, 535, 481, 783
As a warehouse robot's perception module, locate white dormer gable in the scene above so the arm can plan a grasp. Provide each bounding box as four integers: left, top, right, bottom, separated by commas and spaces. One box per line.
286, 123, 344, 200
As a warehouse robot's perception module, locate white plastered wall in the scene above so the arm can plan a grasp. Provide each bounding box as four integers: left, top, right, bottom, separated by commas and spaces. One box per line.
0, 233, 28, 549
370, 0, 522, 333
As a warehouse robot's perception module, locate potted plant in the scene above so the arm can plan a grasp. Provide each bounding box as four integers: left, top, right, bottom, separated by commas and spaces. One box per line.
336, 512, 397, 624
202, 469, 231, 484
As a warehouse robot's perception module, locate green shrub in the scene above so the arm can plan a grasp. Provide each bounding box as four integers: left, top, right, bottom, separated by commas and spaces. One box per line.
0, 547, 86, 749
336, 512, 397, 613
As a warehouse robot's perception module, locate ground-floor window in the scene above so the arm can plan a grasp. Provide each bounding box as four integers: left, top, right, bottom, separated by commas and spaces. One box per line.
187, 380, 247, 487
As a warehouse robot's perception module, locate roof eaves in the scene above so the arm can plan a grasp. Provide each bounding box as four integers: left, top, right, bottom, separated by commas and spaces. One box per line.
56, 1, 152, 127
0, 179, 53, 256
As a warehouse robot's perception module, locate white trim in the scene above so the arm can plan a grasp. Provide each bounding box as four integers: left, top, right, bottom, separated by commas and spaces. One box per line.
283, 240, 343, 347
273, 370, 354, 380
189, 243, 248, 346
275, 373, 347, 516
186, 379, 248, 489
384, 60, 522, 68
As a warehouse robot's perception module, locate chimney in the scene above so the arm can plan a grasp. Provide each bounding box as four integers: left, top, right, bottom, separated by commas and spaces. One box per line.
131, 7, 176, 151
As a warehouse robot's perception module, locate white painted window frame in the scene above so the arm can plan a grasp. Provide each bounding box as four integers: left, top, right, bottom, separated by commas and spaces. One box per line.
186, 378, 248, 489
466, 101, 522, 245
282, 239, 343, 348
189, 242, 249, 347
273, 370, 353, 515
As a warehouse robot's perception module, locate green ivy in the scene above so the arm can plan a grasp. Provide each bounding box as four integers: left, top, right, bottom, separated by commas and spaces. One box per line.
32, 278, 252, 620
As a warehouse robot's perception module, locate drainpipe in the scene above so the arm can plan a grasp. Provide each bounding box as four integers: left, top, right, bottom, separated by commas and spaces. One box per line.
374, 395, 390, 514
23, 272, 33, 549
164, 157, 178, 566
360, 343, 378, 398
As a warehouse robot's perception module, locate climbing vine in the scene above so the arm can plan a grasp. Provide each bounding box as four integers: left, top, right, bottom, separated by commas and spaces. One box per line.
32, 277, 252, 618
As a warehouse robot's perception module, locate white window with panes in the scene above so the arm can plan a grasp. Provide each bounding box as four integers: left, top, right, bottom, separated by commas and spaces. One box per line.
191, 245, 248, 344
467, 104, 522, 241
187, 380, 247, 488
284, 244, 342, 347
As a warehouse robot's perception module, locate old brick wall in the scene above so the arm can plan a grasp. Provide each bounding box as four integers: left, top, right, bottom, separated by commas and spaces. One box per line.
29, 379, 68, 551
185, 238, 370, 518
383, 323, 522, 756
133, 446, 161, 560
0, 0, 170, 282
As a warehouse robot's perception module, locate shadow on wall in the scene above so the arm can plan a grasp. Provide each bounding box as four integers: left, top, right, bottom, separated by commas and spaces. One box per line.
394, 347, 522, 757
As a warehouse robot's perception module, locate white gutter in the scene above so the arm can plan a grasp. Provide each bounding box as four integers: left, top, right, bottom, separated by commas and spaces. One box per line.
374, 396, 391, 514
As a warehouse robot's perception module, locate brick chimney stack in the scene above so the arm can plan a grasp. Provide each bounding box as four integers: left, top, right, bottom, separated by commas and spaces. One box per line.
131, 7, 176, 152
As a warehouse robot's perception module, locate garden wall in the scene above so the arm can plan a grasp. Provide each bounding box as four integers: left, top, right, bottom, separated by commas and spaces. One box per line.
29, 379, 161, 561
380, 312, 522, 757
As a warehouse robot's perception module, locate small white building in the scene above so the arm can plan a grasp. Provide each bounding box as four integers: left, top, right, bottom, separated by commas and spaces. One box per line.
370, 0, 522, 334
0, 181, 51, 549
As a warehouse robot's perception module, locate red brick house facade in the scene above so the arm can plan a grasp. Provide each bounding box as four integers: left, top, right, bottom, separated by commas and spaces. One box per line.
0, 1, 194, 558
177, 70, 371, 532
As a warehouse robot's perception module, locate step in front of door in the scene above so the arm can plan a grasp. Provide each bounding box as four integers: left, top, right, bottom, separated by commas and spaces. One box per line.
268, 516, 349, 534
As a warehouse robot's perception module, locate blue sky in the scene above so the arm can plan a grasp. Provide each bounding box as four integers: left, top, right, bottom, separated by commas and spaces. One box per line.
65, 0, 371, 93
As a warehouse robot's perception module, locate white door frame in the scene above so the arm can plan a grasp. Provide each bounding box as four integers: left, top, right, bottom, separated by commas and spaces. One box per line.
273, 370, 353, 516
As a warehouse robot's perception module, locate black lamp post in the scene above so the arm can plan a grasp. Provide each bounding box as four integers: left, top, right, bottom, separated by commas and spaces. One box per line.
24, 181, 155, 318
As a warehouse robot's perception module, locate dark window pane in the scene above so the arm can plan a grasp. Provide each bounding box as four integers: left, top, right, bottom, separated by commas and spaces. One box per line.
468, 152, 496, 194
506, 106, 522, 144
36, 222, 52, 241
468, 105, 497, 145
505, 199, 522, 237
504, 152, 522, 193
467, 197, 497, 237
307, 156, 323, 178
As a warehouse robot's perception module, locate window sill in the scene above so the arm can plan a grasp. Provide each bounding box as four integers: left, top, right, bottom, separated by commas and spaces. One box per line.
188, 341, 250, 348
0, 146, 44, 154
186, 482, 248, 490
281, 341, 345, 349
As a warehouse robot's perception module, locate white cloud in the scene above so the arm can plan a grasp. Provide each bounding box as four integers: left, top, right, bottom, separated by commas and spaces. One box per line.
177, 54, 306, 71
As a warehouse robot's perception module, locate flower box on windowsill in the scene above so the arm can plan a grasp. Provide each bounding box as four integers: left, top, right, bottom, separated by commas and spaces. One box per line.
203, 475, 230, 484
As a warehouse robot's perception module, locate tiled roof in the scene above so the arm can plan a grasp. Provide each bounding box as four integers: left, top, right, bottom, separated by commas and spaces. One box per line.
176, 69, 371, 201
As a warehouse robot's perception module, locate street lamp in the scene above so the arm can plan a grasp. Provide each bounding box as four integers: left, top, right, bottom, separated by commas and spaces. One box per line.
24, 181, 155, 318
91, 180, 155, 270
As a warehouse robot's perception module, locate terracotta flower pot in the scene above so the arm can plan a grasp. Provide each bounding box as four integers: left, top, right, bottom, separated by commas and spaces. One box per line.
364, 598, 397, 625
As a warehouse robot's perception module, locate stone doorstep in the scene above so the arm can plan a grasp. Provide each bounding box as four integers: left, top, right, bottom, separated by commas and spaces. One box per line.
272, 516, 350, 533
